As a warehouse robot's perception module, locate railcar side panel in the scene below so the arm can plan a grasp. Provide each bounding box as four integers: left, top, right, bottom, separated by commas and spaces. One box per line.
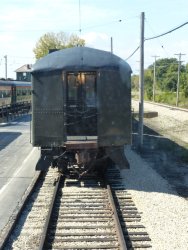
97, 69, 131, 146
0, 85, 12, 105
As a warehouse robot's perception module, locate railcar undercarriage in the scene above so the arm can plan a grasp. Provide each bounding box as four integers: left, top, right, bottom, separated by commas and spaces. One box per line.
36, 137, 130, 181
36, 140, 114, 180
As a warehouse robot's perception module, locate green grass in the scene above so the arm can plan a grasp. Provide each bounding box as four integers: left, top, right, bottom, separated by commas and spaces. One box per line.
132, 91, 188, 109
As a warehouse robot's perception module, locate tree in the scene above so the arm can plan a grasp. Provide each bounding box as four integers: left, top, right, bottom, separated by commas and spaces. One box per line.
146, 58, 180, 91
181, 70, 188, 97
182, 63, 188, 97
131, 74, 139, 90
131, 57, 188, 106
144, 69, 153, 100
33, 32, 85, 59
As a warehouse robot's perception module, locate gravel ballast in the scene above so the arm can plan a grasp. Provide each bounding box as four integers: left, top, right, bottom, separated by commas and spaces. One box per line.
132, 100, 188, 145
121, 146, 188, 250
121, 100, 188, 249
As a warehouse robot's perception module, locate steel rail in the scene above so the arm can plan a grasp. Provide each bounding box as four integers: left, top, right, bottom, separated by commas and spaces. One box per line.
106, 184, 127, 250
38, 174, 62, 250
143, 100, 188, 113
0, 171, 42, 250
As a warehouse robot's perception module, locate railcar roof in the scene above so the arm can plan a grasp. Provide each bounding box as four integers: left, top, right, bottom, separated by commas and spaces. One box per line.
0, 80, 31, 86
32, 47, 132, 73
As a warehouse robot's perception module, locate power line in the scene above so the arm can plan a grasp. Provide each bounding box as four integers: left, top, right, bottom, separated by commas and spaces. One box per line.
145, 19, 169, 57
126, 20, 188, 61
82, 19, 123, 31
0, 19, 124, 34
125, 46, 139, 60
145, 21, 188, 41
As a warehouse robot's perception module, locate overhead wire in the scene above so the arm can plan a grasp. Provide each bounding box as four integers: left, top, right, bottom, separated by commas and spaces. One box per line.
145, 19, 169, 57
78, 0, 82, 34
125, 46, 140, 60
82, 19, 123, 31
145, 21, 188, 41
126, 20, 188, 61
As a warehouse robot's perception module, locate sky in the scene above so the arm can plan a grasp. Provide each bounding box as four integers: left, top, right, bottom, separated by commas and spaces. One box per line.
0, 0, 188, 79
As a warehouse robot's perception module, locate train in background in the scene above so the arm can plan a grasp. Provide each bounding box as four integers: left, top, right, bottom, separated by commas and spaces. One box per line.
32, 47, 132, 177
0, 80, 31, 106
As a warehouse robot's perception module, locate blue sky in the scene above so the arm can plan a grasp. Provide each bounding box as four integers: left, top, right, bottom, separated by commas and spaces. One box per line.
0, 0, 188, 78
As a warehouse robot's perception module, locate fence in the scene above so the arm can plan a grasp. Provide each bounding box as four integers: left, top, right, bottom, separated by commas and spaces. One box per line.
0, 101, 31, 123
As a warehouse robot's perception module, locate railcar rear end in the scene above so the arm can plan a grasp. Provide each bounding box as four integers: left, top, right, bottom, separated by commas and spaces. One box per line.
32, 47, 132, 173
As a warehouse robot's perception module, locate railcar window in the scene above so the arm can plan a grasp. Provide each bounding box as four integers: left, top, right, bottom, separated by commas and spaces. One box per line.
67, 72, 96, 107
0, 90, 11, 98
22, 89, 27, 95
16, 89, 21, 96
16, 87, 25, 96
85, 74, 96, 106
67, 74, 77, 102
6, 90, 11, 97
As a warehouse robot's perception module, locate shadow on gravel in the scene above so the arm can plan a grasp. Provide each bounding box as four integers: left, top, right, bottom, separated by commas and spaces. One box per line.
0, 132, 22, 151
132, 119, 188, 199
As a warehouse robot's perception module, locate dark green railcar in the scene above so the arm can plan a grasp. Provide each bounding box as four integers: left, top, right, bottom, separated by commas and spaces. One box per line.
32, 47, 132, 173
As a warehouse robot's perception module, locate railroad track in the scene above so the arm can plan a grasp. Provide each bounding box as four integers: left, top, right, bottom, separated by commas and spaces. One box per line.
0, 168, 60, 249
39, 175, 127, 249
145, 100, 188, 113
1, 166, 151, 249
132, 99, 188, 113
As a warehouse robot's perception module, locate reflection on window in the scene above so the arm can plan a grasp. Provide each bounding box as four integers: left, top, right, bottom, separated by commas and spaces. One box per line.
0, 90, 11, 98
85, 74, 96, 106
67, 72, 96, 107
68, 74, 77, 101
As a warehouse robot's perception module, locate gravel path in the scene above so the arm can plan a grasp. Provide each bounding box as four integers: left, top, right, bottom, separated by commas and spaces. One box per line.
121, 100, 188, 249
132, 100, 188, 145
121, 146, 188, 250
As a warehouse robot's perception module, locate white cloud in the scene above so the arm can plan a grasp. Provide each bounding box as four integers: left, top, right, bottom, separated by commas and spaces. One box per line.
81, 32, 113, 52
0, 33, 14, 44
0, 0, 188, 78
81, 32, 109, 45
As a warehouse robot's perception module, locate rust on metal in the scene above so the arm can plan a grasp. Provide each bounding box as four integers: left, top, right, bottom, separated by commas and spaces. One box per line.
65, 140, 97, 150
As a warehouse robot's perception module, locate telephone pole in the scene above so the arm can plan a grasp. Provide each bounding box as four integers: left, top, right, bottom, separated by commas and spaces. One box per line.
152, 56, 159, 102
174, 53, 185, 106
4, 55, 7, 79
138, 12, 145, 149
110, 37, 113, 54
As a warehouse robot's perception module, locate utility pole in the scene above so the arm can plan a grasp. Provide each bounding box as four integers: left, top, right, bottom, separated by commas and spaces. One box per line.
152, 56, 159, 102
4, 55, 7, 79
78, 0, 82, 34
138, 12, 145, 149
174, 53, 185, 106
111, 37, 113, 54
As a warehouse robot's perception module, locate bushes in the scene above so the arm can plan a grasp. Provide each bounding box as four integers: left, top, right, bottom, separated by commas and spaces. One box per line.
133, 90, 188, 108
155, 92, 176, 105
146, 87, 153, 100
